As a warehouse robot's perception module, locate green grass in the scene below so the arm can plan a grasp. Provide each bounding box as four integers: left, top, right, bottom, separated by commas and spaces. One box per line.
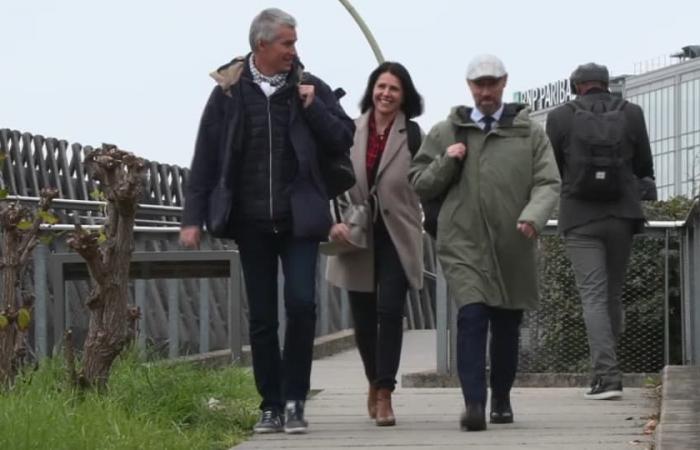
0, 351, 259, 450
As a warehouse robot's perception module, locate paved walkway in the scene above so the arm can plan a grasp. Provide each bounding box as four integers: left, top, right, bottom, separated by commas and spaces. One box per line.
233, 331, 656, 449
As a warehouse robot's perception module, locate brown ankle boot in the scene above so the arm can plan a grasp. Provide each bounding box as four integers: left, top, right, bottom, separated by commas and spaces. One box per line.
367, 385, 378, 419
375, 388, 396, 426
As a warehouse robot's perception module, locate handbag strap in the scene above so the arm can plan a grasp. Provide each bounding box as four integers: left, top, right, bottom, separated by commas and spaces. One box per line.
368, 185, 379, 223
332, 184, 378, 225
332, 197, 343, 223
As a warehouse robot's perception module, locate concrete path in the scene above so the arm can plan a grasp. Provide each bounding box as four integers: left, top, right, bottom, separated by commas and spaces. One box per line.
232, 331, 655, 449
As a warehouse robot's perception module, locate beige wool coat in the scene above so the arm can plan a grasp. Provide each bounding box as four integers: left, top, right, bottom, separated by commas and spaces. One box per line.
326, 111, 424, 292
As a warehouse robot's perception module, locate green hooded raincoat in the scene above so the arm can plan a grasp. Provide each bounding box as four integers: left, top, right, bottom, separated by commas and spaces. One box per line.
409, 104, 560, 310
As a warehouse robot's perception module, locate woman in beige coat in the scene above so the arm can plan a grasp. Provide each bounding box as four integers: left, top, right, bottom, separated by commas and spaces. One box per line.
326, 62, 424, 426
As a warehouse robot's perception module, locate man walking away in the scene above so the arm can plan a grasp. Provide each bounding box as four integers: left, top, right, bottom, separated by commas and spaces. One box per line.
546, 62, 655, 400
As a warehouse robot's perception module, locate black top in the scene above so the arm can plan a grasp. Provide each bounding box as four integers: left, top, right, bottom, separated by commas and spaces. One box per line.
546, 89, 654, 234
182, 56, 355, 240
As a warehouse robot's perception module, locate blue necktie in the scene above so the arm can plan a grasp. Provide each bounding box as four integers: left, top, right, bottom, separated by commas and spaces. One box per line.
482, 116, 495, 133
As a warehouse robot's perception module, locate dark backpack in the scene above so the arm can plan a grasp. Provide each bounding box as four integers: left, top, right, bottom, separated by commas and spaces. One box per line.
406, 120, 443, 239
565, 98, 628, 201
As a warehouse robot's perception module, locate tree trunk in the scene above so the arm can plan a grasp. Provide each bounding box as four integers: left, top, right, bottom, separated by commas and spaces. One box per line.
80, 209, 135, 387
67, 145, 145, 389
81, 284, 130, 387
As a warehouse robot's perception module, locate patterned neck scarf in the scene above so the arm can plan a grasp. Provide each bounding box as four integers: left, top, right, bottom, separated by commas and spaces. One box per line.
248, 54, 288, 88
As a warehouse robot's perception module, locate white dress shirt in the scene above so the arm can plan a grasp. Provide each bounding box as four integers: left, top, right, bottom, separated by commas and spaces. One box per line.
470, 104, 505, 131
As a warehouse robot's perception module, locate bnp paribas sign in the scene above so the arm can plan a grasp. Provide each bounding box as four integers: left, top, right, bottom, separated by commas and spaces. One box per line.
513, 79, 573, 112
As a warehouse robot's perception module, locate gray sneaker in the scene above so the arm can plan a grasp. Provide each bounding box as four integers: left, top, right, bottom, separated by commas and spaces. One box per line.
253, 407, 284, 434
284, 400, 308, 434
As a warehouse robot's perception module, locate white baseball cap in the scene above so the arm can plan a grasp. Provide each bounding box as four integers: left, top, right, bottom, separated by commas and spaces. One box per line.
466, 54, 507, 80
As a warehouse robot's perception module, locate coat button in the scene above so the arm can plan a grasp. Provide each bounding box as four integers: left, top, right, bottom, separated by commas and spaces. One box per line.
383, 209, 390, 216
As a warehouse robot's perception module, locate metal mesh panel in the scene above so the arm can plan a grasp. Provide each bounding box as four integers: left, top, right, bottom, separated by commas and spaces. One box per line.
520, 232, 676, 373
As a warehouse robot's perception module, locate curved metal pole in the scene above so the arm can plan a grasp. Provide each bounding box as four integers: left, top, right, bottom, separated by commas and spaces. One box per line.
337, 0, 385, 64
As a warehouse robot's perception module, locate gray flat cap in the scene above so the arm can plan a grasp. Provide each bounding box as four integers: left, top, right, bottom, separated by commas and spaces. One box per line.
467, 54, 507, 80
570, 62, 609, 85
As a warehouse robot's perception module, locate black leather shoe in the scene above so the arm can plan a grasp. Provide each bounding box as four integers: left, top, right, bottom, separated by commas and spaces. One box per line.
460, 403, 486, 431
490, 395, 514, 424
584, 377, 623, 400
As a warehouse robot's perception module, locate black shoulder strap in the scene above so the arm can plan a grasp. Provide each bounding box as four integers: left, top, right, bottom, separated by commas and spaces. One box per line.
298, 69, 310, 85
567, 97, 627, 113
454, 123, 469, 145
406, 120, 422, 157
612, 97, 628, 111
567, 99, 585, 112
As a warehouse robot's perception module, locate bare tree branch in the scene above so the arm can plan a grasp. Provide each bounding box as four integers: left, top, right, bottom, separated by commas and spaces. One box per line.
0, 188, 57, 385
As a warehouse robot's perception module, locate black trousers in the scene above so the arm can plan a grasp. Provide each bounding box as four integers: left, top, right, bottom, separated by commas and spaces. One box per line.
457, 303, 523, 406
236, 225, 318, 410
348, 219, 409, 391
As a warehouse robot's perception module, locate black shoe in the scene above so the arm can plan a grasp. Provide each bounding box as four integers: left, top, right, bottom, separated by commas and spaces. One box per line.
460, 403, 486, 431
584, 377, 623, 400
490, 395, 514, 424
253, 407, 284, 434
284, 400, 308, 434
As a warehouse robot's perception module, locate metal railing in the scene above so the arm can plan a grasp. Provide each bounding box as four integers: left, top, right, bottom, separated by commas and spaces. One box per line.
3, 127, 698, 370
681, 201, 700, 365
10, 194, 700, 373
433, 210, 700, 376
25, 229, 361, 361
6, 195, 433, 365
48, 250, 242, 361
0, 129, 187, 222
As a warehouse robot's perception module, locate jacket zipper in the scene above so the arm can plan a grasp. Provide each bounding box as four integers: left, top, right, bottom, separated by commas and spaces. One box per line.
266, 96, 277, 233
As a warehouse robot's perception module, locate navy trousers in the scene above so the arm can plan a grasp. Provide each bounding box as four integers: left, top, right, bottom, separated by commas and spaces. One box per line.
237, 226, 319, 410
457, 303, 523, 406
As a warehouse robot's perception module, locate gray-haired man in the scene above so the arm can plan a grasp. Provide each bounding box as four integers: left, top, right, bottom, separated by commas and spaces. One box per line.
180, 8, 354, 433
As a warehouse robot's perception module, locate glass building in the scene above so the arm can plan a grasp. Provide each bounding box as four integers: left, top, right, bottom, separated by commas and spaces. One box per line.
625, 56, 700, 199
521, 47, 700, 200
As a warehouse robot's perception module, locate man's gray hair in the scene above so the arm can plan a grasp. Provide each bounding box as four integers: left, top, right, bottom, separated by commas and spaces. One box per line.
249, 8, 297, 51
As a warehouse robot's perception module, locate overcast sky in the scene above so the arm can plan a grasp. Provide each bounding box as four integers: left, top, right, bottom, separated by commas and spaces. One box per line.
2, 0, 699, 167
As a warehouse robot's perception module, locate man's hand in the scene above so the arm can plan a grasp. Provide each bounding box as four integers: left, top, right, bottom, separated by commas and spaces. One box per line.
180, 226, 201, 249
329, 223, 350, 244
446, 143, 467, 160
517, 221, 537, 240
298, 84, 315, 109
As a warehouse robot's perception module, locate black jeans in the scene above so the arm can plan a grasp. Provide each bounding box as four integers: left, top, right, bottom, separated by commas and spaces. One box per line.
236, 226, 318, 410
457, 303, 523, 406
348, 219, 408, 391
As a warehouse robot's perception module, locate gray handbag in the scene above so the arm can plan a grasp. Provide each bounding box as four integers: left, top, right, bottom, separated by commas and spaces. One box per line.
319, 191, 373, 255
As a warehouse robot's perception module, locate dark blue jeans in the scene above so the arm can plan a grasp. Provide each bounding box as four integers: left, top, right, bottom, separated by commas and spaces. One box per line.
457, 303, 523, 406
237, 226, 319, 410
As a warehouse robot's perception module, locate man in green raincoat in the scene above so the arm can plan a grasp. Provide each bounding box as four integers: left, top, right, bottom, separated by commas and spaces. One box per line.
409, 54, 560, 431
